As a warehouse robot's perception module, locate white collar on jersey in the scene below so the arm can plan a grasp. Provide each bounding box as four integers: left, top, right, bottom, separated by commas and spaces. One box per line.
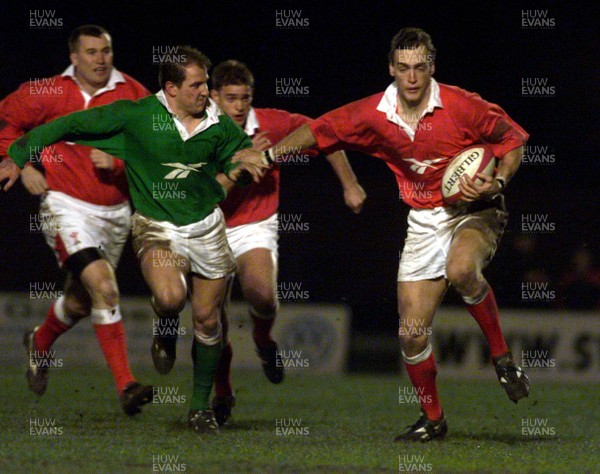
215, 106, 258, 136
244, 107, 260, 136
377, 78, 443, 117
61, 65, 125, 93
155, 90, 220, 141
376, 78, 443, 140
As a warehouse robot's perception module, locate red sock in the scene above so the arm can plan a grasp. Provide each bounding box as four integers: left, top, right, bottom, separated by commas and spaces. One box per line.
466, 287, 508, 358
93, 321, 135, 394
214, 341, 233, 398
404, 352, 443, 421
34, 303, 71, 352
251, 312, 275, 348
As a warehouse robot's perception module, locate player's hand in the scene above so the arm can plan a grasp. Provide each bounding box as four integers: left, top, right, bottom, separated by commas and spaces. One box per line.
231, 148, 269, 167
0, 158, 21, 192
459, 173, 500, 202
20, 166, 49, 195
343, 182, 367, 214
228, 162, 268, 184
232, 148, 267, 165
251, 131, 272, 152
89, 149, 115, 170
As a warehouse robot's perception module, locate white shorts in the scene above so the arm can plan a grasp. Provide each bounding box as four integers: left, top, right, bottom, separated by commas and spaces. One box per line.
398, 199, 507, 281
131, 208, 236, 279
39, 191, 131, 269
225, 213, 279, 260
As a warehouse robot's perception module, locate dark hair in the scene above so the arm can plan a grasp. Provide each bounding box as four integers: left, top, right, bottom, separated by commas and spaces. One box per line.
388, 27, 436, 63
158, 45, 212, 89
68, 25, 111, 53
211, 60, 255, 90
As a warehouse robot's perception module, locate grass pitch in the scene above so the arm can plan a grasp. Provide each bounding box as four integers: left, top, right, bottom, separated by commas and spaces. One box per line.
0, 365, 597, 473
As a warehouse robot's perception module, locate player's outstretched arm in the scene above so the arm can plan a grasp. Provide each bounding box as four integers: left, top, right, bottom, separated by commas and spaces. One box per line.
7, 106, 126, 170
459, 145, 524, 201
324, 151, 366, 214
233, 124, 317, 165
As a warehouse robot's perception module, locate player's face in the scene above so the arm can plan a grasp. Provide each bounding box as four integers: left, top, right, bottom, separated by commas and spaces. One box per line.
70, 34, 113, 90
172, 65, 210, 117
210, 85, 253, 127
388, 46, 435, 108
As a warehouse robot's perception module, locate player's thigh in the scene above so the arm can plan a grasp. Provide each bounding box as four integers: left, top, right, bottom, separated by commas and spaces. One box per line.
446, 227, 492, 276
95, 204, 131, 269
397, 278, 447, 327
447, 198, 507, 274
237, 248, 277, 304
140, 246, 189, 304
189, 275, 228, 327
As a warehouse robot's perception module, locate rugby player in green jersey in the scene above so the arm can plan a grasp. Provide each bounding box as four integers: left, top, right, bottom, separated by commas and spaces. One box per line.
1, 46, 267, 434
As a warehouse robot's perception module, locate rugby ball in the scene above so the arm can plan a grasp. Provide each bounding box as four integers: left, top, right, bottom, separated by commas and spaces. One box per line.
441, 145, 496, 205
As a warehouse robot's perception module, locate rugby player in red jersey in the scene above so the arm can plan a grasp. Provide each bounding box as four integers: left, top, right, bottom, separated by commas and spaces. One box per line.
233, 28, 530, 441
0, 25, 153, 415
208, 60, 366, 425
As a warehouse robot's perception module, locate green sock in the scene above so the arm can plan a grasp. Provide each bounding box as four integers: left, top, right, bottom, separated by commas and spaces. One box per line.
190, 338, 222, 411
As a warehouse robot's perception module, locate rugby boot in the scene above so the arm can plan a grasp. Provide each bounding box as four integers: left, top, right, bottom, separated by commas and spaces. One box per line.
188, 409, 220, 434
23, 327, 49, 396
211, 394, 236, 427
120, 382, 154, 416
493, 351, 530, 403
150, 296, 179, 375
256, 341, 284, 384
394, 411, 448, 442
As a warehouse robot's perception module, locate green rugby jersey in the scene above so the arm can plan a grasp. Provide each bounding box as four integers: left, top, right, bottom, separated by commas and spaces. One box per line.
8, 95, 252, 226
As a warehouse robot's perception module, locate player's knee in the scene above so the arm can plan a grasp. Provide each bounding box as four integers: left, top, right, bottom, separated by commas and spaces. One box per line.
95, 278, 120, 308
193, 318, 222, 345
245, 285, 277, 315
192, 305, 219, 330
154, 287, 186, 316
63, 295, 90, 321
399, 331, 429, 355
447, 261, 480, 293
249, 295, 277, 317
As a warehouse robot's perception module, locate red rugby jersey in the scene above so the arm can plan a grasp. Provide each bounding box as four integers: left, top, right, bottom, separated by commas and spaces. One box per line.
0, 69, 149, 206
310, 81, 529, 208
221, 108, 317, 227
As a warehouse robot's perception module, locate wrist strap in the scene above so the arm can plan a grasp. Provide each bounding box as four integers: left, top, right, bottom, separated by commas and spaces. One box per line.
496, 176, 506, 191
263, 148, 275, 165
